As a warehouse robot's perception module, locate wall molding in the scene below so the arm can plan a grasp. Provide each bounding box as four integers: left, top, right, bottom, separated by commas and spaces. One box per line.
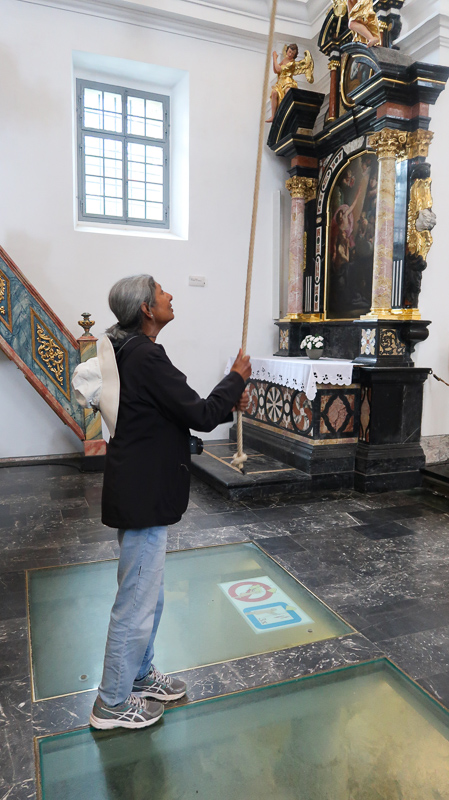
16, 0, 332, 49
397, 12, 449, 63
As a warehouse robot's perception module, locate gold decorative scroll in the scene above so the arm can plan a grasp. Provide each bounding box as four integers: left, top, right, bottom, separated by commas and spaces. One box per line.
30, 308, 70, 399
368, 128, 408, 159
328, 59, 341, 71
407, 178, 434, 261
0, 275, 5, 316
36, 325, 65, 385
0, 269, 12, 331
286, 176, 317, 202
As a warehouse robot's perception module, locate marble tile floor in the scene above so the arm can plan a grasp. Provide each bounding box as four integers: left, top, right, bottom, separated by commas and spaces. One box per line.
1, 465, 449, 799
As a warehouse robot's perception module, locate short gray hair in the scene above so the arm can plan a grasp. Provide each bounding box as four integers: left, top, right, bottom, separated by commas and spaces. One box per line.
106, 274, 157, 342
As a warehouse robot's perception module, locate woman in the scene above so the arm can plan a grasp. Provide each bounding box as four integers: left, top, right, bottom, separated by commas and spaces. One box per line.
90, 274, 251, 730
266, 45, 314, 123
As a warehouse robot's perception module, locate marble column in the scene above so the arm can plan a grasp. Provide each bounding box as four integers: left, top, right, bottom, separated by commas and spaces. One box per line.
363, 128, 407, 320
328, 58, 340, 123
285, 176, 317, 319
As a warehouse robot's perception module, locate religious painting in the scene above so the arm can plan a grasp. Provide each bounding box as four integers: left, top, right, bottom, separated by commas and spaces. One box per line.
343, 55, 374, 97
326, 152, 378, 320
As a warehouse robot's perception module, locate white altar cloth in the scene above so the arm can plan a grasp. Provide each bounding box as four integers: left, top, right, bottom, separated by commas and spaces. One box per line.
225, 356, 354, 401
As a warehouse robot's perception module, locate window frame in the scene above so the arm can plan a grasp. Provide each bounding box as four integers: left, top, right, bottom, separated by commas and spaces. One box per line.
76, 79, 170, 229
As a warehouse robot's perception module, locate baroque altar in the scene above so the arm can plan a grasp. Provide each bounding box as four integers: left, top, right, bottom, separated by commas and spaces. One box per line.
232, 0, 449, 491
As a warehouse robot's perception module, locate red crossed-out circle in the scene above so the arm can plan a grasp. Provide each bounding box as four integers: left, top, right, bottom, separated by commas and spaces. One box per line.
228, 581, 275, 603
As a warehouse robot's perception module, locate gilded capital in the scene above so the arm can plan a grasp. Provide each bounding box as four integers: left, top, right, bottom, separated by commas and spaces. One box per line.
368, 128, 408, 159
286, 176, 317, 202
406, 129, 434, 160
328, 59, 340, 71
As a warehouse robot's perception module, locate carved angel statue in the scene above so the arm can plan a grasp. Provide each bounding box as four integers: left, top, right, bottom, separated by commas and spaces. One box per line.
266, 45, 314, 122
408, 178, 436, 262
334, 0, 381, 47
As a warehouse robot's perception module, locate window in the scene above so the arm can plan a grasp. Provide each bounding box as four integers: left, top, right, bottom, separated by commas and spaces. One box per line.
76, 80, 169, 228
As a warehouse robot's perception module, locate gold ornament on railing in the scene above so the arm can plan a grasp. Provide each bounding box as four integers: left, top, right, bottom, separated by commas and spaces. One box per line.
407, 178, 436, 262
36, 325, 64, 385
78, 312, 95, 336
0, 275, 5, 316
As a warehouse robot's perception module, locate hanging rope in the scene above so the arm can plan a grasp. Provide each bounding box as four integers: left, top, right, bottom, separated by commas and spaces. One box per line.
231, 0, 279, 473
431, 370, 449, 388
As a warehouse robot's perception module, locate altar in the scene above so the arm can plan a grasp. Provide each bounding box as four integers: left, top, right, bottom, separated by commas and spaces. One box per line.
228, 0, 448, 493
228, 355, 361, 487
194, 0, 448, 497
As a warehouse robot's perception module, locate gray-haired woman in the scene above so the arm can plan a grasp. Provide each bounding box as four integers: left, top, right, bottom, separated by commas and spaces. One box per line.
90, 275, 251, 730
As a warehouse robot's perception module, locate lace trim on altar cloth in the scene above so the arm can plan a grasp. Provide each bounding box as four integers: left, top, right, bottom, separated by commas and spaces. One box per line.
225, 356, 354, 401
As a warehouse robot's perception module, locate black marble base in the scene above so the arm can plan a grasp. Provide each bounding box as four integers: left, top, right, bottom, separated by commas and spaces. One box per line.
230, 423, 356, 480
190, 442, 311, 500
274, 319, 430, 367
354, 442, 425, 492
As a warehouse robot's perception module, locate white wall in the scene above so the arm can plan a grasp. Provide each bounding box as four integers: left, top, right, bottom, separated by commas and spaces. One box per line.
0, 0, 287, 456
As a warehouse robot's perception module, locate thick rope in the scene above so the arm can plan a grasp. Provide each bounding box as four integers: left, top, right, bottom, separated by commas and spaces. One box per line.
431, 371, 449, 388
231, 0, 279, 473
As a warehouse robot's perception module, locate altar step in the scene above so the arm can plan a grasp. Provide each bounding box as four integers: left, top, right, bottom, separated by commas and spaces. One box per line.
190, 441, 311, 500
421, 461, 449, 497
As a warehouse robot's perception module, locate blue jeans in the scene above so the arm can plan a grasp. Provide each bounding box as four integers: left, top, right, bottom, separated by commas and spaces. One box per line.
99, 525, 168, 707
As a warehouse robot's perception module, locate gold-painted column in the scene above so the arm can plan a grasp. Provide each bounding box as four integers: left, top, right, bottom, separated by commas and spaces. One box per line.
328, 59, 340, 123
363, 129, 407, 320
285, 176, 317, 319
77, 313, 107, 456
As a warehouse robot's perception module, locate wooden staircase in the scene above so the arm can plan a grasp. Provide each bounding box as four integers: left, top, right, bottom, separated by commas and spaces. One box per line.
0, 246, 105, 456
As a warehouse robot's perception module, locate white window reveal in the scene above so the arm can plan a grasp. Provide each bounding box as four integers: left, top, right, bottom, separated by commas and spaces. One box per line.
77, 80, 169, 228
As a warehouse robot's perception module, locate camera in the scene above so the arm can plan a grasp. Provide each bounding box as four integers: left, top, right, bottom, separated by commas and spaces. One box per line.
189, 435, 204, 455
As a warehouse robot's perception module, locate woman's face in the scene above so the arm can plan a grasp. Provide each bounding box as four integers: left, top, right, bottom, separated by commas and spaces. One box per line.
150, 283, 174, 327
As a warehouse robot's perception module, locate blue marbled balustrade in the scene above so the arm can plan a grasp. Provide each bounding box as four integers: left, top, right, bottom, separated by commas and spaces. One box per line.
0, 255, 85, 430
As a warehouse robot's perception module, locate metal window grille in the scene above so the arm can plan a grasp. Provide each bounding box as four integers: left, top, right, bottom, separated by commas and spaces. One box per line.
77, 80, 169, 228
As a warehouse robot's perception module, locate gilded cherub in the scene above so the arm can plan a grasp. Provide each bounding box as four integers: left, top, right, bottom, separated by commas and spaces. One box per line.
266, 45, 314, 123
333, 0, 381, 48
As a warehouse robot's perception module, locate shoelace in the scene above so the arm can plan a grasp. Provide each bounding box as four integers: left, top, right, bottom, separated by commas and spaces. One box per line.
127, 693, 150, 710
151, 667, 172, 686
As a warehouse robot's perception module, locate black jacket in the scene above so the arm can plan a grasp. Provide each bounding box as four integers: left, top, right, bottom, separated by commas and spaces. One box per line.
102, 335, 245, 529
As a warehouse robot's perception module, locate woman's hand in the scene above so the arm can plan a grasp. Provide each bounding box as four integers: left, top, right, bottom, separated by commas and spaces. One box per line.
230, 349, 251, 382
233, 389, 250, 413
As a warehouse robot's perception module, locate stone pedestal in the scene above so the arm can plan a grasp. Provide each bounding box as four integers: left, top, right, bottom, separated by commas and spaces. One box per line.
355, 366, 429, 491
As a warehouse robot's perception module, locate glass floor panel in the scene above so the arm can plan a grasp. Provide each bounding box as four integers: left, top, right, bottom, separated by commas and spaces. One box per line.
37, 660, 449, 800
28, 542, 351, 701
